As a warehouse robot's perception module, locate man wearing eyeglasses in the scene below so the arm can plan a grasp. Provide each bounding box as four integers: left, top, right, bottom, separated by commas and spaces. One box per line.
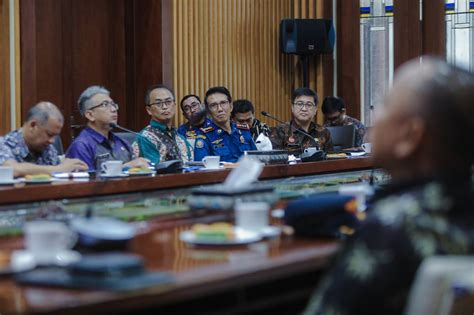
270, 87, 333, 156
66, 86, 150, 171
133, 85, 193, 164
194, 86, 256, 163
322, 96, 366, 147
177, 94, 211, 141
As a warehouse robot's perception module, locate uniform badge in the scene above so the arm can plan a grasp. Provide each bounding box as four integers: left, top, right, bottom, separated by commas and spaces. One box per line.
195, 140, 204, 149
217, 129, 222, 134
288, 136, 295, 143
240, 135, 245, 144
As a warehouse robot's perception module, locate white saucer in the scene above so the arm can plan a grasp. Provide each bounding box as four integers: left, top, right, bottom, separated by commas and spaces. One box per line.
33, 250, 82, 266
0, 179, 19, 185
180, 227, 262, 246
0, 250, 36, 275
259, 226, 282, 238
100, 173, 129, 178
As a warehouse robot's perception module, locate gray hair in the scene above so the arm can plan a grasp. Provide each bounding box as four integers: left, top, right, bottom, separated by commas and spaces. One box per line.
25, 102, 63, 125
78, 86, 110, 116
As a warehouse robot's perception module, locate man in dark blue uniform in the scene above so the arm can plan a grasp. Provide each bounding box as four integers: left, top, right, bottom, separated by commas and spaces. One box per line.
194, 86, 256, 162
177, 94, 211, 141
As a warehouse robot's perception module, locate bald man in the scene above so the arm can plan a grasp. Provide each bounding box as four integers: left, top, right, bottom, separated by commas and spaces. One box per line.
303, 58, 474, 315
0, 102, 88, 177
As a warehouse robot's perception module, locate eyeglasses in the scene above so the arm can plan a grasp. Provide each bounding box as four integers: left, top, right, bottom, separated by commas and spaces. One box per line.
293, 102, 316, 110
208, 100, 230, 112
148, 99, 175, 109
88, 101, 119, 111
183, 102, 201, 113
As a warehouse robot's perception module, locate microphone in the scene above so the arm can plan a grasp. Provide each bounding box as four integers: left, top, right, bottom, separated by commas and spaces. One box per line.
110, 123, 141, 137
260, 111, 319, 150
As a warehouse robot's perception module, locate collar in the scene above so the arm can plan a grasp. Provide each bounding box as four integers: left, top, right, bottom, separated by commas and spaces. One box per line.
209, 120, 234, 134
83, 127, 111, 144
290, 120, 317, 133
372, 174, 472, 202
150, 119, 174, 132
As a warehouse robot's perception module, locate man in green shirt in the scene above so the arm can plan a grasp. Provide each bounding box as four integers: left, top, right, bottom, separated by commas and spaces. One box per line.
133, 85, 193, 164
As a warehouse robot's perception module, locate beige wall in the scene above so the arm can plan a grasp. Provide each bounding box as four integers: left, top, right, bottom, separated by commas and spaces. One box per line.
171, 0, 333, 127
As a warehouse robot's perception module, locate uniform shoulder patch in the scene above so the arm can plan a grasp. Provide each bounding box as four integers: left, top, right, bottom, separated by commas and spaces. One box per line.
235, 123, 250, 130
200, 126, 214, 133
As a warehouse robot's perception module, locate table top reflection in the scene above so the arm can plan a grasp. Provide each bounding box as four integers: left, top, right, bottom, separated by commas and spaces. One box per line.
0, 217, 339, 314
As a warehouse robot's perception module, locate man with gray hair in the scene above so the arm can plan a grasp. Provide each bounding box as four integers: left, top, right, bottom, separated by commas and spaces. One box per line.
0, 102, 88, 176
66, 86, 149, 171
303, 58, 474, 315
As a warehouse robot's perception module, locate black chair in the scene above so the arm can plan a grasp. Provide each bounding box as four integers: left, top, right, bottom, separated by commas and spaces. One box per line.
326, 125, 355, 151
53, 136, 64, 155
115, 132, 137, 147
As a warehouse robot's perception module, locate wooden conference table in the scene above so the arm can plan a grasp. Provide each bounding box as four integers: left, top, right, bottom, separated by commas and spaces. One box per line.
0, 157, 373, 314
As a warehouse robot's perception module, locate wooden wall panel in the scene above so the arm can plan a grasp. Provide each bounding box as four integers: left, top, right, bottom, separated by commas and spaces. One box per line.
394, 0, 422, 68
171, 0, 333, 127
336, 0, 360, 119
0, 0, 11, 135
423, 0, 445, 57
20, 0, 166, 148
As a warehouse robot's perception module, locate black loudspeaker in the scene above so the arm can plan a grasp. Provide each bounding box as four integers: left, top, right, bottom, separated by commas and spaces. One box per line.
280, 19, 335, 55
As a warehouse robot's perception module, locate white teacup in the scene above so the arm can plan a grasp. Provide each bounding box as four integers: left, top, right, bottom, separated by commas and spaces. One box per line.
235, 201, 270, 233
362, 143, 372, 154
24, 221, 77, 264
202, 156, 220, 169
0, 166, 14, 182
101, 160, 123, 176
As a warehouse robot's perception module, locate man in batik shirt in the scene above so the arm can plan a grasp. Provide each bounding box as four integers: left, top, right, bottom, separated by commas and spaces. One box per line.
133, 85, 193, 164
303, 58, 474, 315
322, 96, 367, 147
270, 88, 333, 156
0, 102, 87, 176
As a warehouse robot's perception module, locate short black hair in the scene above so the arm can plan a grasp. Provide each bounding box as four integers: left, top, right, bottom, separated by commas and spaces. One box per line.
180, 94, 201, 110
145, 84, 175, 105
204, 86, 232, 107
292, 87, 319, 105
321, 96, 345, 114
231, 99, 254, 117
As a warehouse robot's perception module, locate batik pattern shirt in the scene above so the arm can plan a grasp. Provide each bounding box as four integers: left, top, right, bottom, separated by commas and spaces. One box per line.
0, 129, 59, 165
133, 119, 193, 164
66, 127, 133, 171
250, 119, 271, 141
270, 120, 333, 156
302, 179, 474, 315
324, 115, 367, 147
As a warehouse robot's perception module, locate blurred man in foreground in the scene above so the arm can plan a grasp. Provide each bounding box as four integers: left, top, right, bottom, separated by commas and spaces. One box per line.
0, 102, 87, 176
303, 58, 474, 315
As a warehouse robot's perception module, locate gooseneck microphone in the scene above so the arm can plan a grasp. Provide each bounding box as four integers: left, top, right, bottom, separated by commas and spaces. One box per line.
110, 123, 142, 137
261, 111, 319, 149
